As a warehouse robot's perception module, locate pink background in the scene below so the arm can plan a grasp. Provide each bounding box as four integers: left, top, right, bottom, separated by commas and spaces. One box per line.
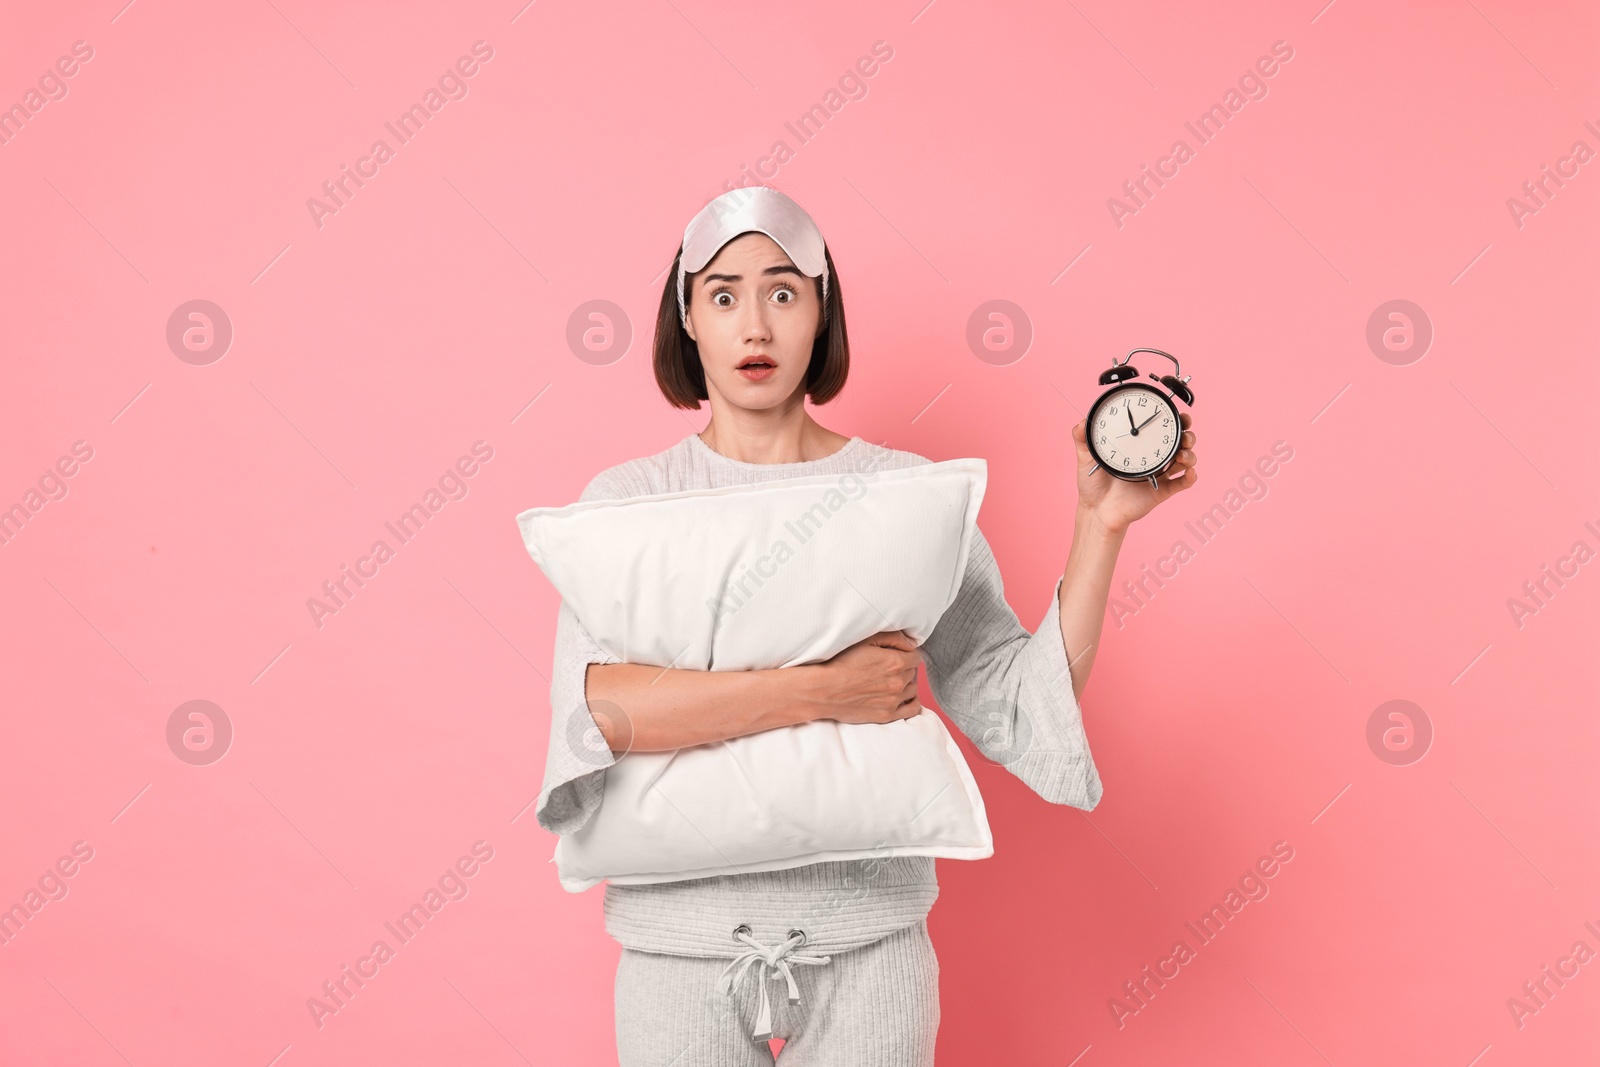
2, 0, 1596, 1063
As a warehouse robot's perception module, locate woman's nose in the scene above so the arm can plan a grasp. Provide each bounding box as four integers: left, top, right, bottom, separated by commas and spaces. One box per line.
738, 304, 772, 341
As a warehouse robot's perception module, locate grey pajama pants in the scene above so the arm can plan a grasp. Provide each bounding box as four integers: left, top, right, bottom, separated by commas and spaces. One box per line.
614, 919, 940, 1066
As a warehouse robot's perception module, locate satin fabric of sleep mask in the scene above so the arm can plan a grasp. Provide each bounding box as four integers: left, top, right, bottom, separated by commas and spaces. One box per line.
676, 186, 829, 329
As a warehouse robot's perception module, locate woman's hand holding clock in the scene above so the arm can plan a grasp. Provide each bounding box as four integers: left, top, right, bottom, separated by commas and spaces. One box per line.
1071, 413, 1198, 536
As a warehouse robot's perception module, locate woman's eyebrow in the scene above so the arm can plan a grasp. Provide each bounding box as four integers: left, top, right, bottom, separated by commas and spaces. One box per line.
701, 264, 803, 284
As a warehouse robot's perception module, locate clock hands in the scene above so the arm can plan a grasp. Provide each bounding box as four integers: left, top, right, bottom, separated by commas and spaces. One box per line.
1113, 404, 1163, 439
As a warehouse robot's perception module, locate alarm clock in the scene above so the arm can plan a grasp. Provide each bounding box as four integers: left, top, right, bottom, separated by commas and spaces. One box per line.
1085, 348, 1195, 489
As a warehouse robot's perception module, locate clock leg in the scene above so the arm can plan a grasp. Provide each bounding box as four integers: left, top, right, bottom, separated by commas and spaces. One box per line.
1148, 474, 1159, 490
1087, 461, 1101, 476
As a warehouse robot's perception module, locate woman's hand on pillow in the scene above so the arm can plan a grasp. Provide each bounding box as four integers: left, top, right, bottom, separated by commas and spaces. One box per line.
800, 630, 924, 725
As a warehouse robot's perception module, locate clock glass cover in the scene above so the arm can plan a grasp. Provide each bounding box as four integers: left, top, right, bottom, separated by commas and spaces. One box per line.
1091, 384, 1179, 476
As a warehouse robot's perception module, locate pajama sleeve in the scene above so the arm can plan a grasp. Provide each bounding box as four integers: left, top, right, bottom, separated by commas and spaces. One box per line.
918, 525, 1104, 810
533, 599, 623, 834
532, 473, 626, 836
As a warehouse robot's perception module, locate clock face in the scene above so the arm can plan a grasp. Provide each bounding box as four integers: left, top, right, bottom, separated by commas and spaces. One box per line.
1088, 384, 1180, 477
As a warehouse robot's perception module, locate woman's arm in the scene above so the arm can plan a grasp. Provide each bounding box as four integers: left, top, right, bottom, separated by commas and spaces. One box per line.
586, 629, 925, 754
909, 415, 1197, 811
584, 662, 811, 753
1055, 507, 1126, 702
535, 598, 911, 833
1057, 415, 1197, 700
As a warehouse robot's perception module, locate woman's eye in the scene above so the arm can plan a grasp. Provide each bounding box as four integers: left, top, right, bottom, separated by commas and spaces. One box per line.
773, 287, 795, 303
713, 291, 733, 307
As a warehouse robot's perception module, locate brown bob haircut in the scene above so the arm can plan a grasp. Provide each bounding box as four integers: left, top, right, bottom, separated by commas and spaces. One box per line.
653, 239, 849, 410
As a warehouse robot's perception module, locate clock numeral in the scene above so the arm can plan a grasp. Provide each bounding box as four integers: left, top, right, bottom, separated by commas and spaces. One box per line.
1137, 397, 1148, 407
1122, 457, 1131, 467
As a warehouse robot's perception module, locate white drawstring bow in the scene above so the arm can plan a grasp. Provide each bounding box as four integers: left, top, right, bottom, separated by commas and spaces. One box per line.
715, 928, 832, 1042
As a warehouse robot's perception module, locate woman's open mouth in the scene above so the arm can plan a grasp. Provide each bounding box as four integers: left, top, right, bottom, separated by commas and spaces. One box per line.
736, 359, 776, 381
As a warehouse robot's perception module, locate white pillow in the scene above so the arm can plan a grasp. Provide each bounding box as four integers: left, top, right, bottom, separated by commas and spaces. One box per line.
516, 458, 995, 893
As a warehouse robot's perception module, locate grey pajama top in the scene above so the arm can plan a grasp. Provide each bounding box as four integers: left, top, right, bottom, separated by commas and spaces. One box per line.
534, 432, 1103, 959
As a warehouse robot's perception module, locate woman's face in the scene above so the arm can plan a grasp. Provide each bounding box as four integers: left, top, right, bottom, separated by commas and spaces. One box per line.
684, 232, 824, 411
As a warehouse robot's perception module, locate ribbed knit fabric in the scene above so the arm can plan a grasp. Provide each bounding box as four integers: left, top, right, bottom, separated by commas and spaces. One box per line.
534, 432, 1103, 958
614, 918, 940, 1066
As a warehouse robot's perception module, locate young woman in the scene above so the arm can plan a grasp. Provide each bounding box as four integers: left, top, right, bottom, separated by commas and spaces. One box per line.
533, 186, 1198, 1065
